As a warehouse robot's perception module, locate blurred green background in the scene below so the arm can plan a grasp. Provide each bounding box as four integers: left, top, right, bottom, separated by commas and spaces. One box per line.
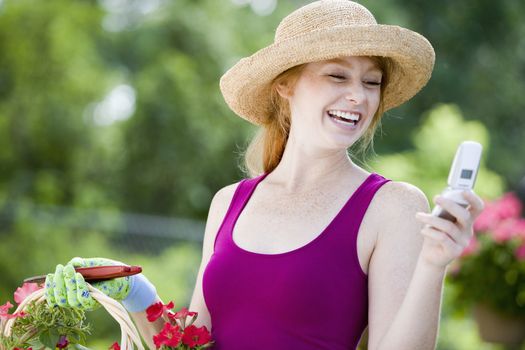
0, 0, 524, 348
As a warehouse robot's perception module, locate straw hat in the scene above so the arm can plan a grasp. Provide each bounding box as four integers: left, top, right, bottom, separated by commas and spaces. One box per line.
220, 0, 435, 125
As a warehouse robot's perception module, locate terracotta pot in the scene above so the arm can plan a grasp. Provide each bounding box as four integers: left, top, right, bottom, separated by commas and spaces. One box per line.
472, 303, 525, 346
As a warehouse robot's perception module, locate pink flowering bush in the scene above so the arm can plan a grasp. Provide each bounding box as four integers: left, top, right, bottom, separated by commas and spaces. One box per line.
448, 192, 525, 317
1, 282, 90, 349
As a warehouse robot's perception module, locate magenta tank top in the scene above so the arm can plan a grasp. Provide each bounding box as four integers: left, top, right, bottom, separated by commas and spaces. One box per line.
202, 172, 391, 349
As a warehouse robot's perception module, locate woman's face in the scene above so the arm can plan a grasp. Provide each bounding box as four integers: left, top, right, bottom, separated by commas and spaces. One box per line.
283, 56, 382, 150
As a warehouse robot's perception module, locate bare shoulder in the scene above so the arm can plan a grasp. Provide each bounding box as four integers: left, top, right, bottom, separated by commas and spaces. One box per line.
209, 181, 241, 219
362, 179, 431, 249
368, 180, 430, 234
376, 180, 430, 212
201, 180, 242, 259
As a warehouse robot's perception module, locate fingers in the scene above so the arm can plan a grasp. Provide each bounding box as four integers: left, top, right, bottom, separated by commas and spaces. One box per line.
45, 273, 56, 306
434, 195, 470, 228
53, 264, 68, 307
68, 257, 87, 268
75, 272, 98, 310
416, 213, 471, 247
462, 190, 485, 216
45, 264, 98, 310
64, 264, 80, 308
421, 225, 464, 256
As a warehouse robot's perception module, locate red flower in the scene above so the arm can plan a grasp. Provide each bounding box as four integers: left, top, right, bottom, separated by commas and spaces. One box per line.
146, 301, 174, 322
14, 282, 42, 305
182, 324, 212, 347
153, 322, 183, 348
109, 342, 121, 350
168, 307, 198, 320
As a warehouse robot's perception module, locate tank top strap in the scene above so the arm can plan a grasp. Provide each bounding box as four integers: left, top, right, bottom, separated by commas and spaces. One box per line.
335, 173, 391, 245
350, 173, 391, 216
213, 173, 269, 253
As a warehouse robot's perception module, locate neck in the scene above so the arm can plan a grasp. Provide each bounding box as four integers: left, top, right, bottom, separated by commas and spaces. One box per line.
266, 135, 361, 193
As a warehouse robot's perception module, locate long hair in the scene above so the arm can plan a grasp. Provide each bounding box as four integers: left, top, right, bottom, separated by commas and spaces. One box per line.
241, 57, 392, 178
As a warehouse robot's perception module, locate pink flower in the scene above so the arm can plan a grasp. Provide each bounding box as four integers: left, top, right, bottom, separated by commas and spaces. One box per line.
14, 282, 42, 305
497, 192, 522, 219
474, 193, 523, 233
513, 219, 525, 239
474, 201, 500, 232
0, 301, 26, 320
492, 218, 525, 242
146, 301, 174, 322
0, 301, 13, 316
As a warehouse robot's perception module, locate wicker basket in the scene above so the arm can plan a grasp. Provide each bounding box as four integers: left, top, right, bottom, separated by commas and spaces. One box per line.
1, 285, 145, 350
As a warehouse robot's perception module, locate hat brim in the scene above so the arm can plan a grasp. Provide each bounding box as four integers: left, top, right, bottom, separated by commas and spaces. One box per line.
220, 24, 435, 125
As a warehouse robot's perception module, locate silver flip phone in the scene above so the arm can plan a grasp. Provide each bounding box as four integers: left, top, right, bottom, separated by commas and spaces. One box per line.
431, 141, 483, 222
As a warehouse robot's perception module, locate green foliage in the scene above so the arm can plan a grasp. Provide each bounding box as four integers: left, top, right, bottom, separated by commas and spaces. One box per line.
449, 236, 525, 318
370, 0, 525, 186
1, 300, 90, 349
370, 103, 504, 201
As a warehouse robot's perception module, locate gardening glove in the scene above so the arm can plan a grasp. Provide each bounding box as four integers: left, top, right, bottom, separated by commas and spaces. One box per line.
45, 257, 157, 312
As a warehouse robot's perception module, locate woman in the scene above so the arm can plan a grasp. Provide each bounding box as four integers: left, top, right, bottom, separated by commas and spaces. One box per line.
45, 1, 484, 349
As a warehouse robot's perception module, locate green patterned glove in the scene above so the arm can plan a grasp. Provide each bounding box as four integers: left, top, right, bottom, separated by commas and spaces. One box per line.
45, 257, 132, 311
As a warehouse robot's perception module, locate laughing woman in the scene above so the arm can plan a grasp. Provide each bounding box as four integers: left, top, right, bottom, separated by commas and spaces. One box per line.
45, 1, 484, 349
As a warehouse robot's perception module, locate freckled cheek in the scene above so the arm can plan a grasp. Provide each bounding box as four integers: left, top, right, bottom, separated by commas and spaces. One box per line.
367, 91, 381, 112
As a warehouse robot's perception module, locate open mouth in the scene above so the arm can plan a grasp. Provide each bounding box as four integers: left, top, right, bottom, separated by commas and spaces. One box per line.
326, 110, 360, 126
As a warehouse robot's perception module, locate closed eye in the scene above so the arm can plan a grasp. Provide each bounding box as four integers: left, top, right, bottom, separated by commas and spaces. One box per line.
328, 74, 346, 80
364, 81, 382, 86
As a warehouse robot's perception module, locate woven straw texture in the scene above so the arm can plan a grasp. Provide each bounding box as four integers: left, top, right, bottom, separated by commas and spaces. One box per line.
220, 0, 435, 125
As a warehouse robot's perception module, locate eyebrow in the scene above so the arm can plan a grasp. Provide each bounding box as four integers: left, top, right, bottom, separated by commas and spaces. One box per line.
324, 58, 382, 73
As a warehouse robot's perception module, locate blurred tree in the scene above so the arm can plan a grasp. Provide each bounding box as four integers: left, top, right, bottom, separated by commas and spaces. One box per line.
365, 0, 525, 189
0, 0, 121, 303
370, 103, 505, 200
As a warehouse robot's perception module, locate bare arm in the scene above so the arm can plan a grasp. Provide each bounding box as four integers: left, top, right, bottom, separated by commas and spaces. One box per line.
367, 183, 484, 350
130, 301, 165, 349
367, 182, 442, 350
188, 182, 239, 328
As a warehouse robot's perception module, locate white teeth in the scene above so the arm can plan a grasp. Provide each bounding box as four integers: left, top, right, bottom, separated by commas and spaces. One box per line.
328, 110, 360, 121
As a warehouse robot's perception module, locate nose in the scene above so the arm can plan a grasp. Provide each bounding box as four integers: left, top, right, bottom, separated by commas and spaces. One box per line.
344, 83, 366, 104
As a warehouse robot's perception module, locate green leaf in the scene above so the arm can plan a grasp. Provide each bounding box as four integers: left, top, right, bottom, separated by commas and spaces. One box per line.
39, 328, 60, 349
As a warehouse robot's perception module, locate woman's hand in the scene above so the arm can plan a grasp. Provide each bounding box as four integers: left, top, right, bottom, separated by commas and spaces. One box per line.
45, 257, 132, 311
415, 190, 485, 268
